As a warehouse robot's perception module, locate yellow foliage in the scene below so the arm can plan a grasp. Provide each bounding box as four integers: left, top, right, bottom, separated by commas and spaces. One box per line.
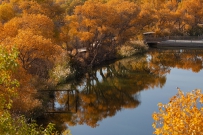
152, 89, 203, 135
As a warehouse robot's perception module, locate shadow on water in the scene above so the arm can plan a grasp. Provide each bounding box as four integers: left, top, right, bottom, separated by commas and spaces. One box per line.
37, 48, 203, 132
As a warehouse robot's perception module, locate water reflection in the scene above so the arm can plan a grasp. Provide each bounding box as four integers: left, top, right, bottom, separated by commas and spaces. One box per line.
39, 49, 203, 132
40, 52, 171, 130
149, 49, 203, 72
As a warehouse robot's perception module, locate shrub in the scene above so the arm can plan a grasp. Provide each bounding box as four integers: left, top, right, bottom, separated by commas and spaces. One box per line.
0, 45, 71, 135
152, 89, 203, 135
116, 41, 148, 57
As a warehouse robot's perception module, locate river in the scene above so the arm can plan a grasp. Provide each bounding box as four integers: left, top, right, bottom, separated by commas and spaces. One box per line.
40, 48, 203, 135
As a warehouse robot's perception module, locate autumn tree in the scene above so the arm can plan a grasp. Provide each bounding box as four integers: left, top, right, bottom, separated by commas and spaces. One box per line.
180, 0, 203, 35
137, 3, 157, 34
153, 0, 185, 35
1, 13, 63, 77
0, 2, 68, 113
9, 0, 64, 20
0, 11, 67, 115
152, 89, 203, 135
60, 0, 141, 68
3, 13, 54, 38
147, 0, 203, 36
15, 30, 61, 75
0, 45, 42, 116
0, 45, 62, 135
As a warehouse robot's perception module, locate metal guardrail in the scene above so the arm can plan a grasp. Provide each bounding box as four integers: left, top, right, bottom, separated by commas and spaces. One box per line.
145, 36, 203, 42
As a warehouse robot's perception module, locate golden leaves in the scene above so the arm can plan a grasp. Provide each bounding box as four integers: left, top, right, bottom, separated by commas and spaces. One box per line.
152, 89, 203, 135
79, 32, 94, 41
0, 3, 15, 22
0, 13, 63, 72
4, 14, 54, 38
15, 30, 62, 69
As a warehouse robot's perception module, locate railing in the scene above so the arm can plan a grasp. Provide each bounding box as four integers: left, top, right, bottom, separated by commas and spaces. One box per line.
167, 36, 203, 40
145, 36, 203, 42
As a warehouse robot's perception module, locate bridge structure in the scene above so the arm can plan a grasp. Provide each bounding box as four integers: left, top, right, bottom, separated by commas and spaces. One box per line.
143, 32, 203, 48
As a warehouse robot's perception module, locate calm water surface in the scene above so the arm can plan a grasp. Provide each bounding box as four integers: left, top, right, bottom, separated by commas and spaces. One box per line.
42, 49, 203, 135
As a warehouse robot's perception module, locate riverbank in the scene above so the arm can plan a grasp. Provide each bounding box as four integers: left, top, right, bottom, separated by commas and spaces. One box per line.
69, 40, 148, 74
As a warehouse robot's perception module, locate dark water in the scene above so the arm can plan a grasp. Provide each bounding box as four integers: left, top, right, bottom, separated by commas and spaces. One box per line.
42, 49, 203, 135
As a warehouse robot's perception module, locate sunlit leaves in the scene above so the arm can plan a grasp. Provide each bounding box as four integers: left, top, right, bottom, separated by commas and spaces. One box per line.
180, 0, 203, 35
4, 13, 54, 38
0, 45, 19, 107
0, 42, 63, 135
0, 13, 63, 77
152, 0, 203, 35
0, 12, 64, 114
152, 89, 203, 135
14, 30, 60, 69
61, 0, 141, 67
0, 44, 41, 114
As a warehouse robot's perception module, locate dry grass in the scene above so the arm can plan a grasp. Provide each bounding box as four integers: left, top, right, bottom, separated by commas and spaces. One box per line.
116, 40, 148, 57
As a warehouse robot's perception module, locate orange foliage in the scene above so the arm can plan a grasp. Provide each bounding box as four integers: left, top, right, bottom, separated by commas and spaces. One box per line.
11, 66, 42, 115
0, 13, 63, 77
14, 30, 61, 69
1, 0, 203, 125
0, 3, 15, 23
3, 13, 54, 38
60, 0, 142, 66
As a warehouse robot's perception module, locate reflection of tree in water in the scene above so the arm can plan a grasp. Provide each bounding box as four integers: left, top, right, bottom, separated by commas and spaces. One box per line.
41, 49, 203, 131
149, 49, 203, 73
42, 54, 168, 130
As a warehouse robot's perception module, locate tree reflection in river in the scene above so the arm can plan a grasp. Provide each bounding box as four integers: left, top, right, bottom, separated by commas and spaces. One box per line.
149, 49, 203, 72
40, 49, 203, 132
41, 52, 168, 130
